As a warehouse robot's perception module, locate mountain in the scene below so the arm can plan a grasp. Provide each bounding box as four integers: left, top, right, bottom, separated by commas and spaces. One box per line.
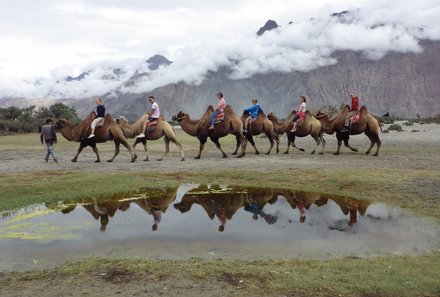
84, 39, 439, 121
1, 21, 439, 120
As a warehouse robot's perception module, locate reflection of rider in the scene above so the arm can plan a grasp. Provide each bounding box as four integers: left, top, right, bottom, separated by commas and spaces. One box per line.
244, 201, 277, 225
134, 188, 177, 232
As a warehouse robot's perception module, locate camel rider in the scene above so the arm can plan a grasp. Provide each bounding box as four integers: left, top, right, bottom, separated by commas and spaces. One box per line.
342, 92, 360, 132
137, 95, 160, 138
88, 98, 105, 138
243, 98, 262, 133
291, 95, 307, 133
208, 92, 226, 130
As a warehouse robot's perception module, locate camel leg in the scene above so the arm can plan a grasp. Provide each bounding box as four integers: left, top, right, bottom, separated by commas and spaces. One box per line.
107, 140, 120, 162
92, 145, 101, 163
247, 133, 259, 155
364, 131, 380, 156
232, 135, 240, 155
285, 132, 305, 154
274, 134, 280, 154
120, 138, 136, 162
195, 136, 207, 159
157, 137, 170, 161
319, 132, 326, 155
132, 138, 144, 160
310, 134, 321, 155
373, 133, 381, 156
143, 139, 149, 161
343, 135, 358, 153
171, 138, 185, 161
237, 134, 247, 158
283, 133, 292, 154
71, 143, 87, 162
265, 132, 275, 155
334, 133, 343, 155
210, 137, 228, 158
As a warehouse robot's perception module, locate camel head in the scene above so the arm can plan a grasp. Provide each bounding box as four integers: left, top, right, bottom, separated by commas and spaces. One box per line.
117, 116, 129, 127
267, 112, 277, 121
54, 118, 70, 130
314, 111, 327, 119
173, 202, 191, 213
172, 111, 188, 122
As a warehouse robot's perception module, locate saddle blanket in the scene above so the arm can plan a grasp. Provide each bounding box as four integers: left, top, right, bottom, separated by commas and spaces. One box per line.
214, 113, 224, 123
352, 112, 360, 124
96, 118, 105, 128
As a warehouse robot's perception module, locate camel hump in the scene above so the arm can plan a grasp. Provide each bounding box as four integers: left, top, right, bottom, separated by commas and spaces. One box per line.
104, 113, 114, 122
360, 105, 369, 114
223, 105, 234, 114
206, 105, 215, 112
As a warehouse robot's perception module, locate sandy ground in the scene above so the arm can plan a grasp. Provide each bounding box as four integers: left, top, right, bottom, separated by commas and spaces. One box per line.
1, 122, 439, 174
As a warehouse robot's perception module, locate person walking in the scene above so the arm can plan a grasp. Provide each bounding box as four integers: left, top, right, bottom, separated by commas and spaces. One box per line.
40, 118, 58, 162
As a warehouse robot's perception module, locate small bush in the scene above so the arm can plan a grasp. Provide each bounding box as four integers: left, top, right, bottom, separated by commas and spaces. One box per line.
383, 129, 389, 133
403, 121, 414, 126
388, 124, 403, 132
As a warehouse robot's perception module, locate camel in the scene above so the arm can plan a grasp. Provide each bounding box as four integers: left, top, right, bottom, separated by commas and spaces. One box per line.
232, 110, 279, 155
116, 114, 185, 161
314, 105, 382, 156
55, 112, 135, 163
267, 111, 325, 155
172, 105, 247, 159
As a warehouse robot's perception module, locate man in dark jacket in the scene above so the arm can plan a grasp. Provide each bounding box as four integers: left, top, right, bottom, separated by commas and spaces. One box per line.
40, 118, 58, 162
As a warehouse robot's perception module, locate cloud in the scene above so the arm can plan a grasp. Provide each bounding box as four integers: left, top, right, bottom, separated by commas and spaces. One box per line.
0, 0, 439, 99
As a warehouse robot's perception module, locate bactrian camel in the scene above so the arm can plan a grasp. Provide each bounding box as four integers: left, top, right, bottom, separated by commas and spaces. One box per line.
267, 110, 325, 155
55, 112, 135, 163
232, 110, 279, 155
315, 105, 382, 156
116, 114, 185, 161
172, 105, 247, 159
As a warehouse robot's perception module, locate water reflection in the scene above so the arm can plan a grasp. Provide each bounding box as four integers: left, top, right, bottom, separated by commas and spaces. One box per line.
1, 184, 439, 270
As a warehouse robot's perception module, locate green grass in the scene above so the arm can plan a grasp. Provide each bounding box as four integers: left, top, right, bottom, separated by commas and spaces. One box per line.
1, 253, 440, 296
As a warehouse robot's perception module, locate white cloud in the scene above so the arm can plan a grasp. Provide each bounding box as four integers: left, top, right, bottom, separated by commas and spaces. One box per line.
0, 0, 439, 99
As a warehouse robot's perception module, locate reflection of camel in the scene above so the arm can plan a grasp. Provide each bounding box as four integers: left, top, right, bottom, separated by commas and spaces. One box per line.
174, 184, 244, 232
233, 111, 279, 155
172, 105, 247, 159
242, 187, 278, 224
82, 199, 130, 231
275, 190, 322, 223
117, 115, 185, 161
267, 111, 325, 155
55, 112, 135, 163
315, 194, 372, 227
133, 187, 177, 231
315, 105, 382, 156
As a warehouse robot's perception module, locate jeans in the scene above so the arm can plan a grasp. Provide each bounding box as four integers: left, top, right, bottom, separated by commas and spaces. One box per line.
210, 110, 221, 126
45, 139, 57, 161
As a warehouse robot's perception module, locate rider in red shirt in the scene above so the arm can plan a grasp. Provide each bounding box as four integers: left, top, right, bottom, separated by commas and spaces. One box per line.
343, 92, 360, 132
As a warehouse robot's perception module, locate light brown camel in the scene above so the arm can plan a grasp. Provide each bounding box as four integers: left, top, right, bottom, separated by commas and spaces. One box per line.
55, 112, 135, 163
232, 110, 279, 155
314, 105, 382, 156
172, 105, 247, 159
116, 114, 185, 161
267, 110, 325, 155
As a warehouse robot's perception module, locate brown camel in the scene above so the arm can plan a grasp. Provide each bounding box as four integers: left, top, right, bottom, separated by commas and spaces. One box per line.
116, 114, 185, 161
267, 110, 325, 155
232, 110, 279, 155
314, 105, 382, 156
172, 105, 247, 159
55, 112, 135, 163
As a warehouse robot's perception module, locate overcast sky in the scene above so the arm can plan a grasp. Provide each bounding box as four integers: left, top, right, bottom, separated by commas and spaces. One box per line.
0, 0, 439, 99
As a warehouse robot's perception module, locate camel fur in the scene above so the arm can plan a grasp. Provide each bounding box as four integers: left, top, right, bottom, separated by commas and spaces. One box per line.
233, 110, 279, 155
55, 112, 135, 163
172, 105, 247, 159
116, 114, 185, 161
314, 105, 382, 156
267, 110, 325, 155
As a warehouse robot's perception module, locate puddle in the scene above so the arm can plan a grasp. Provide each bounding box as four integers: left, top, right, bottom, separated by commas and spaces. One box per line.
0, 184, 439, 271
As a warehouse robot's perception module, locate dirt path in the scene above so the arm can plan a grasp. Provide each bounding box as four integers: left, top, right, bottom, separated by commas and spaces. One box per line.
1, 122, 439, 174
